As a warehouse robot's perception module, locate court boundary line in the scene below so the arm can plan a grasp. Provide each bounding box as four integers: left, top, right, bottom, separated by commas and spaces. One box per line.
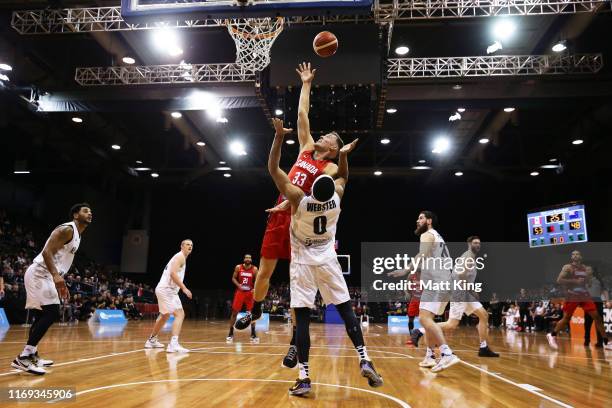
0, 348, 145, 377
63, 378, 412, 407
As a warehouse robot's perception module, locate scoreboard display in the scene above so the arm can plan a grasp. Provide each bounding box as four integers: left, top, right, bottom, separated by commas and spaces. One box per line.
527, 203, 588, 248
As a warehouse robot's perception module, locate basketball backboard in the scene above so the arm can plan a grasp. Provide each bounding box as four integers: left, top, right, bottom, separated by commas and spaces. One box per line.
121, 0, 373, 20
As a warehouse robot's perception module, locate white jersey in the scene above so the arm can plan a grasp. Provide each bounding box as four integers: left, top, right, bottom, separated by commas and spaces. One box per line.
156, 252, 186, 293
290, 192, 341, 265
33, 221, 81, 276
420, 228, 451, 282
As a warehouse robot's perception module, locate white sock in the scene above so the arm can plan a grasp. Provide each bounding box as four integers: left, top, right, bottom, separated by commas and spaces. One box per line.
425, 347, 435, 358
439, 344, 452, 356
171, 336, 179, 345
356, 345, 370, 361
21, 345, 37, 357
480, 340, 487, 348
418, 327, 426, 334
298, 362, 310, 379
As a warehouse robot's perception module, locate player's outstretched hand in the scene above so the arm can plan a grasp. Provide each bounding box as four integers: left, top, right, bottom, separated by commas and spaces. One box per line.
388, 269, 408, 278
272, 118, 292, 138
183, 288, 193, 300
340, 138, 359, 155
296, 62, 316, 83
266, 200, 290, 213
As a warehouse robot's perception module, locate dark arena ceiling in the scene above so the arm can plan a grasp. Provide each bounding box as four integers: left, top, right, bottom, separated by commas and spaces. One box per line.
1, 0, 611, 188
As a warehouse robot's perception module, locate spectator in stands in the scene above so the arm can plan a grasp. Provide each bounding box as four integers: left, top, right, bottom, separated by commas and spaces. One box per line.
534, 302, 546, 331
123, 296, 143, 320
544, 304, 562, 332
517, 288, 533, 332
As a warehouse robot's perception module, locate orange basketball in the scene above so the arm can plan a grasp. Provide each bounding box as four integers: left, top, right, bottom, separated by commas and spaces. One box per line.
313, 31, 338, 58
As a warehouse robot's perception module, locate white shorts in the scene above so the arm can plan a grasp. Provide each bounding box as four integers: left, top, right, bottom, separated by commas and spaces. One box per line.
419, 301, 448, 316
25, 263, 60, 310
449, 302, 483, 321
155, 288, 183, 314
290, 259, 350, 309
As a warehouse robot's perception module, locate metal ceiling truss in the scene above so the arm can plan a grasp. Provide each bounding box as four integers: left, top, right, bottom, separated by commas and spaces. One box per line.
387, 54, 603, 79
75, 64, 256, 86
375, 0, 611, 22
11, 1, 612, 34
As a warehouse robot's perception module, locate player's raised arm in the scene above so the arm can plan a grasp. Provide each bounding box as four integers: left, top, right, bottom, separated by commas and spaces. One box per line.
334, 138, 358, 198
296, 62, 316, 151
269, 118, 304, 207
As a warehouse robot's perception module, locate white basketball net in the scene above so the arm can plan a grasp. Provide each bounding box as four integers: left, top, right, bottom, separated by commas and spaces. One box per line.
225, 17, 284, 72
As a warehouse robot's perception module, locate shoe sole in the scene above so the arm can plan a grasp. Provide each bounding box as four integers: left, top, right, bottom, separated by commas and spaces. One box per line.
145, 344, 165, 349
11, 362, 45, 375
361, 367, 384, 387
234, 314, 263, 331
431, 357, 460, 373
419, 363, 436, 368
289, 388, 311, 396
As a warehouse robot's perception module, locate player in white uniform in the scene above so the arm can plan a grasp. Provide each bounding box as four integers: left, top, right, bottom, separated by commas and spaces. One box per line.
268, 118, 382, 396
145, 239, 193, 353
389, 211, 460, 372
410, 236, 499, 357
11, 203, 92, 375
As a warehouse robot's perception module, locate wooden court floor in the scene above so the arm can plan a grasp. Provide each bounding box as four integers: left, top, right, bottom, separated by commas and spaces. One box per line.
0, 320, 609, 407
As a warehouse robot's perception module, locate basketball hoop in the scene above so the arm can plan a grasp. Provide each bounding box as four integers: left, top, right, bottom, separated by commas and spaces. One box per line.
225, 17, 284, 72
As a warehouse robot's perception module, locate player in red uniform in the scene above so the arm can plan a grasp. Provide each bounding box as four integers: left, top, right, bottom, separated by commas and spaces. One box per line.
235, 63, 350, 368
227, 254, 259, 344
405, 270, 421, 345
546, 250, 611, 350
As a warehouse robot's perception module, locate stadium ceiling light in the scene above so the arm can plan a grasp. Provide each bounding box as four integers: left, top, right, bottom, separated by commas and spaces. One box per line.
540, 164, 560, 169
479, 138, 490, 144
122, 56, 136, 64
152, 28, 183, 57
196, 141, 206, 147
486, 41, 503, 54
386, 108, 397, 114
171, 112, 182, 119
0, 74, 9, 81
412, 166, 432, 170
395, 46, 409, 56
0, 63, 12, 71
530, 171, 539, 176
14, 170, 30, 174
275, 109, 283, 115
452, 84, 462, 90
223, 173, 232, 178
552, 41, 567, 53
503, 107, 516, 112
134, 167, 151, 171
457, 108, 466, 113
455, 171, 464, 176
229, 141, 247, 156
215, 166, 232, 171
373, 170, 382, 176
286, 139, 295, 145
432, 136, 450, 154
136, 160, 143, 164
219, 161, 226, 165
111, 144, 121, 150
493, 19, 516, 41
72, 117, 83, 123
448, 112, 461, 122
151, 173, 159, 178
572, 139, 583, 145
418, 159, 426, 164
216, 117, 228, 124
549, 158, 557, 162
380, 138, 390, 145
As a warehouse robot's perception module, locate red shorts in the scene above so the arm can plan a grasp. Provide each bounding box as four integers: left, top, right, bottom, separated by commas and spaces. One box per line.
260, 210, 291, 260
562, 301, 596, 316
232, 290, 254, 313
408, 298, 421, 317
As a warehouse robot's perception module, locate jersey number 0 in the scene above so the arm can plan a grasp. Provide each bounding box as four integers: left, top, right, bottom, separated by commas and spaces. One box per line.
313, 216, 327, 235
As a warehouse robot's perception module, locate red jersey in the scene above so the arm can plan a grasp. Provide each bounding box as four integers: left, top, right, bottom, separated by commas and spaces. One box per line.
237, 264, 255, 291
275, 150, 332, 205
565, 264, 589, 300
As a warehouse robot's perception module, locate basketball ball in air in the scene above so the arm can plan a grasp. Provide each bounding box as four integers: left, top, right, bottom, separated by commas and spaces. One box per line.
313, 31, 338, 58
